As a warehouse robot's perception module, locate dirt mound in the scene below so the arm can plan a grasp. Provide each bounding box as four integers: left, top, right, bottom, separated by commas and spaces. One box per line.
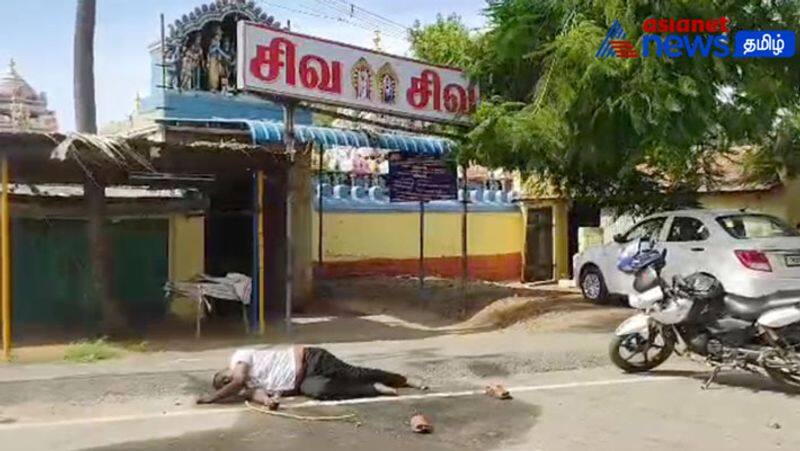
451, 294, 591, 330
313, 277, 626, 334
449, 293, 631, 333
511, 306, 631, 333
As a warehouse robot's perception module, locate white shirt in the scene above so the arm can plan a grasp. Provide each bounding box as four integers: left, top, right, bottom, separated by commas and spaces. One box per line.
229, 348, 297, 392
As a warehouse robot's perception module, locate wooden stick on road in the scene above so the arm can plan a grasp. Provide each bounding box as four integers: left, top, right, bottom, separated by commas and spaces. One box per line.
245, 401, 358, 423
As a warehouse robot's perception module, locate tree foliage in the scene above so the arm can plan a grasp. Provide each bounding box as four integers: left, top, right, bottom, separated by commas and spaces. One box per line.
408, 13, 476, 69
412, 0, 800, 214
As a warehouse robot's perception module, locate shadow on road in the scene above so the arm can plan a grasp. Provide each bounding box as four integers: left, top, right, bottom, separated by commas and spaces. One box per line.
650, 368, 800, 396
80, 394, 541, 451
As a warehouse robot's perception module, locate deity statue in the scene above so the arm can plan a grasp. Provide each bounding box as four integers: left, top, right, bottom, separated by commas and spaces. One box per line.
357, 70, 370, 99
166, 44, 182, 89
380, 75, 396, 104
180, 34, 204, 90
376, 63, 398, 104
207, 26, 233, 92
222, 37, 235, 90
350, 58, 373, 100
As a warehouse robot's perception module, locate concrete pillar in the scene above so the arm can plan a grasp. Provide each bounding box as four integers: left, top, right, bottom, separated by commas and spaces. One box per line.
552, 201, 570, 280
290, 145, 313, 309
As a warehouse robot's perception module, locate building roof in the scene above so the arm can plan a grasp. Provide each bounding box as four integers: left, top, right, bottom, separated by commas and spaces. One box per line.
0, 131, 287, 185
517, 146, 782, 202
636, 146, 781, 194
697, 147, 780, 193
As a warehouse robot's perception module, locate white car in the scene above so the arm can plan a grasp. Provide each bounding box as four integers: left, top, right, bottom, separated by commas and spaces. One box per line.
573, 209, 800, 303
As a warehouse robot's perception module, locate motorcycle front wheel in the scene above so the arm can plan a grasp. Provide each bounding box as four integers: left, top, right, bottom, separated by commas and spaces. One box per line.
610, 327, 675, 373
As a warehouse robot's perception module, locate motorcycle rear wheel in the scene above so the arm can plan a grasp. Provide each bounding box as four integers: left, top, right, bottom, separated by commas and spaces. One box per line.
763, 354, 800, 392
610, 327, 675, 373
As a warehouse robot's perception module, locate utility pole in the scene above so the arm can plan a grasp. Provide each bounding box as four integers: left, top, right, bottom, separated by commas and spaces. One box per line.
74, 0, 122, 333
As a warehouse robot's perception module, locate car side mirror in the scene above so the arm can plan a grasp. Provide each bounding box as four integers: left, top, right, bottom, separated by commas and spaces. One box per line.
613, 233, 625, 243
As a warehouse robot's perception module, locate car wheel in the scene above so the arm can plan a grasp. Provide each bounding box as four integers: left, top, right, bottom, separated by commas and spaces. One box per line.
580, 265, 609, 304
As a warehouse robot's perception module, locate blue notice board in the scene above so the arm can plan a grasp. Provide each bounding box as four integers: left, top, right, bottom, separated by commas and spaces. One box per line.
388, 153, 457, 202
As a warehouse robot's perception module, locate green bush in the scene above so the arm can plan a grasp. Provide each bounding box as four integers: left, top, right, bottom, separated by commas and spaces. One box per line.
63, 338, 121, 363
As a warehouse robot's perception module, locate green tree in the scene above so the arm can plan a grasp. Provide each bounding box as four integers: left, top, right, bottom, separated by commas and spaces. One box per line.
408, 13, 476, 69
464, 0, 800, 214
407, 14, 478, 162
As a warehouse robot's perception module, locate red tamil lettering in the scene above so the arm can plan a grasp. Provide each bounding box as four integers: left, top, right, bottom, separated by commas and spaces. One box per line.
299, 55, 342, 94
249, 37, 297, 85
444, 84, 478, 114
406, 70, 442, 111
443, 84, 468, 114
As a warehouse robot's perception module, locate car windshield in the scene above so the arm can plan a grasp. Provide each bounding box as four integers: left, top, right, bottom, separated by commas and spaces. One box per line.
716, 214, 799, 239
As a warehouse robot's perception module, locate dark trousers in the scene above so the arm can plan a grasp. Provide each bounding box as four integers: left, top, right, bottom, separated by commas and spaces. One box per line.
299, 347, 407, 400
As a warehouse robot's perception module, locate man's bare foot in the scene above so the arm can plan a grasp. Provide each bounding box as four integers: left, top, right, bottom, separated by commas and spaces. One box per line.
373, 383, 398, 396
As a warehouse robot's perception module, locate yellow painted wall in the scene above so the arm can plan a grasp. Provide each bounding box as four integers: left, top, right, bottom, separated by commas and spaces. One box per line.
168, 214, 205, 319
312, 210, 522, 262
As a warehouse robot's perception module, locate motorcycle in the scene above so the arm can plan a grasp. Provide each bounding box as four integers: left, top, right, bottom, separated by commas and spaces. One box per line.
609, 238, 800, 390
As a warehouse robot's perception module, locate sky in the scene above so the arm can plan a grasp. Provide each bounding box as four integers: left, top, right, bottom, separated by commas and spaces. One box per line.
0, 0, 488, 132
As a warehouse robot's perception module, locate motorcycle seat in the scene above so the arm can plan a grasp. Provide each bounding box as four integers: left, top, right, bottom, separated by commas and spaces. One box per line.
724, 292, 800, 321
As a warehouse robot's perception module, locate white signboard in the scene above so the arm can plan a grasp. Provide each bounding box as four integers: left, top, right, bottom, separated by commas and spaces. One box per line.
237, 21, 478, 124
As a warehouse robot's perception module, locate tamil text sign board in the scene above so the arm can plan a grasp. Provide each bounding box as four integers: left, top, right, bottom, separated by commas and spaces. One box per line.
237, 21, 477, 124
388, 153, 457, 202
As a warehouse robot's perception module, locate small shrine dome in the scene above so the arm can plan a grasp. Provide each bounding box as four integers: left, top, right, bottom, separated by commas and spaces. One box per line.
0, 59, 58, 132
0, 60, 41, 102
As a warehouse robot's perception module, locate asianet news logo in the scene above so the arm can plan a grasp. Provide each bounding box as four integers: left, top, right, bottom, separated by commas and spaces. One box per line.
596, 17, 796, 59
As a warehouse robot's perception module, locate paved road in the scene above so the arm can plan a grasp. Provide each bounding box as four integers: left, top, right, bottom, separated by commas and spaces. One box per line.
2, 326, 800, 450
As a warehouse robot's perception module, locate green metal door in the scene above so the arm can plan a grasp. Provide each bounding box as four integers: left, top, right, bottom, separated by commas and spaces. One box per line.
109, 219, 169, 326
12, 219, 95, 330
11, 218, 169, 333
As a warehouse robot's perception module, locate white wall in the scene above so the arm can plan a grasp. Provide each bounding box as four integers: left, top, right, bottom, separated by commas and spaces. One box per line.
600, 208, 640, 243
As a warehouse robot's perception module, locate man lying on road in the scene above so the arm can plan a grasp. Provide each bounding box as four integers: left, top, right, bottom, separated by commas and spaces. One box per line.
197, 345, 427, 405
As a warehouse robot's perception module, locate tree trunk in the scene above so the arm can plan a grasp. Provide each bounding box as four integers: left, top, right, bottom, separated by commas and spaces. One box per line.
74, 0, 123, 333
74, 0, 97, 135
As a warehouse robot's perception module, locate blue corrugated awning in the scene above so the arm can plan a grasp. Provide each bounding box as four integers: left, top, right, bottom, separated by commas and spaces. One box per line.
158, 117, 453, 156
244, 120, 452, 155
